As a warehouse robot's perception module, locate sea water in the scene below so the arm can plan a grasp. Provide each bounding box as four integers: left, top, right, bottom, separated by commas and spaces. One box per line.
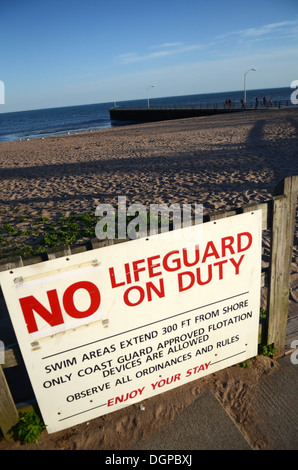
0, 87, 293, 143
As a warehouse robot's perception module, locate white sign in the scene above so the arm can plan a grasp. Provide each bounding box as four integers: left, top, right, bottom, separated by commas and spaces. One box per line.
0, 211, 262, 433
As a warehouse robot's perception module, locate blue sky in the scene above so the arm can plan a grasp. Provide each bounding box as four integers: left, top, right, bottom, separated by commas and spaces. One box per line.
0, 0, 297, 112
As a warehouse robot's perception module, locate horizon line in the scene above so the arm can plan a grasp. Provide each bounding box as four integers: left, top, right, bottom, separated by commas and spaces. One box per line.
0, 85, 291, 115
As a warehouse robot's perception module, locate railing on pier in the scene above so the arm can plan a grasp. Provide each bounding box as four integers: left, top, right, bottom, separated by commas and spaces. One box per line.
112, 99, 293, 111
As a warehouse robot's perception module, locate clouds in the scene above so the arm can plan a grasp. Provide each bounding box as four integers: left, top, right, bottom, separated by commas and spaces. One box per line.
116, 19, 298, 66
150, 42, 183, 49
217, 19, 298, 42
240, 20, 298, 38
2, 3, 298, 113
116, 42, 207, 64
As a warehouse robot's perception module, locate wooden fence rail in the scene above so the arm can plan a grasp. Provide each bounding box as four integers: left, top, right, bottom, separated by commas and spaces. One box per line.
0, 175, 297, 440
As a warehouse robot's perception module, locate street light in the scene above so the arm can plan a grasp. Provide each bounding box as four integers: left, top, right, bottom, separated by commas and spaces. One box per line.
244, 68, 256, 106
147, 85, 155, 108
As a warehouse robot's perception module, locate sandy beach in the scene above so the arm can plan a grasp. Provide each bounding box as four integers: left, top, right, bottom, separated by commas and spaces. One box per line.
0, 107, 297, 313
0, 108, 297, 216
0, 107, 297, 450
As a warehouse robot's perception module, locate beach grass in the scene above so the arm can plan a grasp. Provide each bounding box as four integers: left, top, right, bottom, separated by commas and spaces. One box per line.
0, 211, 98, 259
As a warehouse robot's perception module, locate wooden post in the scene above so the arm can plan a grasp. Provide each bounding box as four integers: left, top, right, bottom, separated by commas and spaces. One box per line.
242, 201, 271, 230
267, 175, 298, 356
47, 245, 71, 260
208, 209, 228, 221
0, 254, 24, 439
0, 365, 19, 439
0, 256, 23, 272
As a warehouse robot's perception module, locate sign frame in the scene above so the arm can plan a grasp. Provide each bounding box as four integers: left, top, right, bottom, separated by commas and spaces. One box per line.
0, 211, 262, 433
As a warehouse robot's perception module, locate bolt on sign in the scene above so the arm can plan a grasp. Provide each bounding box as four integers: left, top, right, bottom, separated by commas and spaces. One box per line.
0, 211, 262, 433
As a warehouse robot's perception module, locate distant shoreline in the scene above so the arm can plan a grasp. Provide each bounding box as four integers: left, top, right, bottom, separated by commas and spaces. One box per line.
0, 86, 293, 143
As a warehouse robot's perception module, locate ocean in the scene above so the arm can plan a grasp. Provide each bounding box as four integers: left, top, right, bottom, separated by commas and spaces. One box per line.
0, 86, 294, 143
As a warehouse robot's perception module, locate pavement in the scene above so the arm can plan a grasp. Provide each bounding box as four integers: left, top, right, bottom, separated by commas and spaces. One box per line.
132, 354, 298, 450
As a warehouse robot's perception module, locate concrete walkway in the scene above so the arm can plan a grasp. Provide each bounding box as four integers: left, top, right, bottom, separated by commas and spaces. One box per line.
245, 353, 298, 450
133, 354, 298, 450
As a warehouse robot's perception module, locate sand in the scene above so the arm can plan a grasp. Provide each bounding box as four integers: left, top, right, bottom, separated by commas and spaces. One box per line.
0, 108, 297, 215
0, 107, 297, 450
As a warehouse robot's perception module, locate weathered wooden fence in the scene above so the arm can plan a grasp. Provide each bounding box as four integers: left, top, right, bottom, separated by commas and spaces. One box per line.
0, 175, 297, 440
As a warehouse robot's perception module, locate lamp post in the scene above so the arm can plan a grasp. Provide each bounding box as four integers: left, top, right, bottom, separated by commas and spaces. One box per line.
147, 85, 155, 108
244, 68, 256, 106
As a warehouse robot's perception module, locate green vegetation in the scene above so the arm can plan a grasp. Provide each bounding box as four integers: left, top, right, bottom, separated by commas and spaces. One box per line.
238, 308, 276, 368
258, 343, 276, 357
0, 212, 98, 259
239, 359, 252, 369
259, 307, 267, 320
0, 208, 171, 259
12, 411, 46, 444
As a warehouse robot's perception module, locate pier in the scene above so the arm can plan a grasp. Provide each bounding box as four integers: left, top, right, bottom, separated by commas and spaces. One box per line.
109, 99, 291, 123
110, 106, 245, 123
